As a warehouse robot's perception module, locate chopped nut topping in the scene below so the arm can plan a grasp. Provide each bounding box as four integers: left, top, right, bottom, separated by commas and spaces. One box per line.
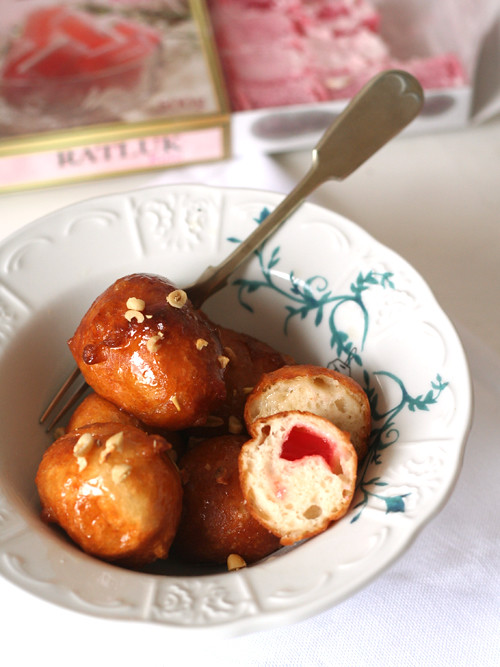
126, 297, 145, 311
111, 463, 132, 484
166, 289, 187, 308
205, 415, 224, 428
77, 457, 88, 472
73, 433, 94, 458
223, 346, 237, 362
125, 309, 145, 323
171, 395, 181, 412
228, 415, 243, 435
99, 431, 124, 463
218, 355, 230, 369
227, 554, 247, 571
146, 332, 164, 353
195, 338, 208, 350
107, 431, 125, 449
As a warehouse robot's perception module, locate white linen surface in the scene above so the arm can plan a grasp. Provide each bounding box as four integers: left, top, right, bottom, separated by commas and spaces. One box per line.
0, 148, 498, 667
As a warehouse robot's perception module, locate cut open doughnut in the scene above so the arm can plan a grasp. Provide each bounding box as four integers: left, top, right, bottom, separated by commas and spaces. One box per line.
244, 364, 371, 460
239, 411, 357, 545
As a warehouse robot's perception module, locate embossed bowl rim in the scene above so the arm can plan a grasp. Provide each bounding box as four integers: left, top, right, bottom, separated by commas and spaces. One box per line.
0, 184, 472, 636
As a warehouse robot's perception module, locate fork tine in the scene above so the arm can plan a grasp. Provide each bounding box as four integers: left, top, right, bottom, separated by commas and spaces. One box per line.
45, 378, 89, 432
40, 366, 86, 428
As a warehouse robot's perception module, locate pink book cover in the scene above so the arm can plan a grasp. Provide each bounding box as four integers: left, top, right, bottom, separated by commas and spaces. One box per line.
0, 0, 229, 189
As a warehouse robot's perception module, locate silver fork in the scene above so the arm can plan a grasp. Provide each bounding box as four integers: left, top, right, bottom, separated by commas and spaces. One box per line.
40, 70, 424, 430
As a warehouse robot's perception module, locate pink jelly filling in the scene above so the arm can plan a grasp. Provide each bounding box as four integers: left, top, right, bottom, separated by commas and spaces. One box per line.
280, 425, 340, 473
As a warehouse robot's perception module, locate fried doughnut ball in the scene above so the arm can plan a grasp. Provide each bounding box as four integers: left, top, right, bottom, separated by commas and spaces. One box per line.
173, 435, 281, 564
239, 411, 358, 545
66, 391, 142, 432
244, 364, 371, 461
216, 325, 294, 422
68, 273, 227, 430
188, 324, 294, 437
36, 422, 182, 566
66, 391, 187, 462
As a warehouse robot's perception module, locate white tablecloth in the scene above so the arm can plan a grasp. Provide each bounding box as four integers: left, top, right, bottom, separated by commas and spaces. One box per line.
0, 115, 499, 666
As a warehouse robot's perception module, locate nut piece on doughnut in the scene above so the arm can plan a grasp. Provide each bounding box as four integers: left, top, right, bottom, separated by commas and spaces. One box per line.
244, 364, 371, 460
36, 423, 183, 566
189, 323, 294, 437
68, 273, 227, 430
66, 391, 187, 463
173, 435, 281, 564
66, 391, 143, 432
216, 325, 294, 420
239, 411, 358, 545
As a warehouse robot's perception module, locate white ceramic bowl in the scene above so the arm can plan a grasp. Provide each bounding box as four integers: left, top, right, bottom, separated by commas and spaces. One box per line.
0, 184, 472, 636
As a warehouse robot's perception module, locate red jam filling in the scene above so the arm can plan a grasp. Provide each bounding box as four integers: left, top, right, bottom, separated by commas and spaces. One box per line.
280, 425, 339, 472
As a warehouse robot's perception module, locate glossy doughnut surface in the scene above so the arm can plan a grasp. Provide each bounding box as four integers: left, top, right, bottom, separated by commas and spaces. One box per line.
36, 422, 183, 565
68, 273, 227, 430
173, 434, 280, 564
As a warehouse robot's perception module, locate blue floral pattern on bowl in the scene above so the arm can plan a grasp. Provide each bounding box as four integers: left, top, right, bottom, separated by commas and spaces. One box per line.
0, 184, 472, 634
227, 207, 450, 522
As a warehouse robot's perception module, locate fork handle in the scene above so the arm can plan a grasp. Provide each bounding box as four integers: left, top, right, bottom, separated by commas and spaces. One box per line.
186, 70, 423, 309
